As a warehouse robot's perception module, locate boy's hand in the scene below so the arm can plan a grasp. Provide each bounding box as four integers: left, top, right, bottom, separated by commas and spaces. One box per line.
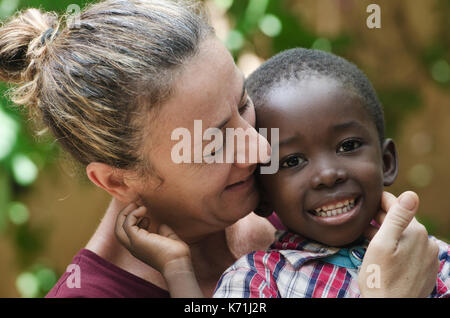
114, 203, 191, 275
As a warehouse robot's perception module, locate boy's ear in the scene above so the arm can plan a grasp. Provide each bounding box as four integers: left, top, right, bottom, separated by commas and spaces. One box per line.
381, 138, 399, 186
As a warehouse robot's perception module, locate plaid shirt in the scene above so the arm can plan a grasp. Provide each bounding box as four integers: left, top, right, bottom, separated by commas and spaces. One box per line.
213, 231, 450, 298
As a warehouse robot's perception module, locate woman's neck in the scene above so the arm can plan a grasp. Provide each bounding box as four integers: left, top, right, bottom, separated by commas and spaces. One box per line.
188, 230, 237, 296
85, 199, 168, 290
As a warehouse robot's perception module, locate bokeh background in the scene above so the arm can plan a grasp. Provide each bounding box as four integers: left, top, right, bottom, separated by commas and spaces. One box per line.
0, 0, 449, 297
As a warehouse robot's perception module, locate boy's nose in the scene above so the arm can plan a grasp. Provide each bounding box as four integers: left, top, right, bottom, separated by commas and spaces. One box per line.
311, 166, 347, 189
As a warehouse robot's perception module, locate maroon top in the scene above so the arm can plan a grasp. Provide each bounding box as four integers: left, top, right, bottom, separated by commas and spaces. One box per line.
46, 248, 169, 298
46, 213, 284, 298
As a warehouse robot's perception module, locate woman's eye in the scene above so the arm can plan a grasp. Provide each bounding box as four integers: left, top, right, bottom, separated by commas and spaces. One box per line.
208, 146, 223, 157
280, 155, 305, 168
239, 96, 252, 115
337, 139, 362, 153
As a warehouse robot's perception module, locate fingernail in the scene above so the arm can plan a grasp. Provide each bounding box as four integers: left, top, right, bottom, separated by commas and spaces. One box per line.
399, 194, 416, 210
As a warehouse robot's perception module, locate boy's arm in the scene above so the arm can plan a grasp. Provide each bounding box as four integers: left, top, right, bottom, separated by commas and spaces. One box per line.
163, 257, 204, 298
115, 203, 204, 298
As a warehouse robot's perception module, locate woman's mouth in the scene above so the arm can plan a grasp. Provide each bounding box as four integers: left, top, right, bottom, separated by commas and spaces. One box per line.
224, 175, 255, 192
306, 196, 362, 226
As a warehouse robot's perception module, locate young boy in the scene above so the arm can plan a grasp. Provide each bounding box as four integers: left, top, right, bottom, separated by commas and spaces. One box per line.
120, 48, 450, 297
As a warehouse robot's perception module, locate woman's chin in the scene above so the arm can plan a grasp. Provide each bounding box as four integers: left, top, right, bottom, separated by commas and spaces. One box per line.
224, 195, 259, 225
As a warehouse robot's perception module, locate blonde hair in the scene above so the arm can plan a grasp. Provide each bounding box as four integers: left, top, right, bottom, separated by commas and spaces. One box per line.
0, 0, 213, 173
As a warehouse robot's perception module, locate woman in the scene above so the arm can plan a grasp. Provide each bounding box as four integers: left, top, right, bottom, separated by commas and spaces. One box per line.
0, 0, 439, 298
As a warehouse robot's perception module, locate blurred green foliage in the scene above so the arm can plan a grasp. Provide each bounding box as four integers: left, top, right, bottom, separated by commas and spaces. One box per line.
220, 0, 448, 141
0, 0, 88, 298
223, 0, 352, 58
0, 0, 449, 297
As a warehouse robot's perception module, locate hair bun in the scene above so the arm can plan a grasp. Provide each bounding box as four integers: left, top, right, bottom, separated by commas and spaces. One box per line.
0, 8, 59, 84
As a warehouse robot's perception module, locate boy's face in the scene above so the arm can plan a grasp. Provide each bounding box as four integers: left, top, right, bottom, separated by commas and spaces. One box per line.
257, 76, 398, 246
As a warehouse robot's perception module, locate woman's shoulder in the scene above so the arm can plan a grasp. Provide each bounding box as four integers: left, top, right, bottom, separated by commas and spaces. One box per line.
46, 249, 170, 298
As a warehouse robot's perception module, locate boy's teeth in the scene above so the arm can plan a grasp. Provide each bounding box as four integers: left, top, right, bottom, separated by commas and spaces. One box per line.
312, 198, 357, 217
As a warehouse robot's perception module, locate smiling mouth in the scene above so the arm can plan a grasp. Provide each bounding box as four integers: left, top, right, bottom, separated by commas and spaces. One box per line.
307, 196, 360, 218
225, 174, 254, 191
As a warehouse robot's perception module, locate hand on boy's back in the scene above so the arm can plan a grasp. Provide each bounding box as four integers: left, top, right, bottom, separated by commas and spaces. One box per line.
359, 191, 440, 298
114, 203, 191, 274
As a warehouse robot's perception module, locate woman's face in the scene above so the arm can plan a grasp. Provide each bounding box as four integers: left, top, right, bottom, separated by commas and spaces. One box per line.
133, 37, 269, 243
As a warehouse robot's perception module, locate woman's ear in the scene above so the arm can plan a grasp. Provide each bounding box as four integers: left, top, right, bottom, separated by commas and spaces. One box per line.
86, 162, 138, 203
381, 138, 399, 186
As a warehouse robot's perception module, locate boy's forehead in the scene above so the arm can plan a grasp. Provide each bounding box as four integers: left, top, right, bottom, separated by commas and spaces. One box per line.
258, 76, 378, 136
265, 76, 346, 108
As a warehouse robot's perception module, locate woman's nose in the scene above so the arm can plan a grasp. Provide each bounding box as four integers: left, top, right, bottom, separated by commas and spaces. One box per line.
233, 124, 271, 168
310, 165, 348, 189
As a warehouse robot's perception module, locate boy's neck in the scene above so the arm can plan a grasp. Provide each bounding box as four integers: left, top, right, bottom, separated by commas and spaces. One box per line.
188, 212, 276, 296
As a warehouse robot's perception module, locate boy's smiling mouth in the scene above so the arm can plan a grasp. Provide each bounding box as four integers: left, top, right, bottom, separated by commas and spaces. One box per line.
306, 195, 362, 226
310, 197, 356, 217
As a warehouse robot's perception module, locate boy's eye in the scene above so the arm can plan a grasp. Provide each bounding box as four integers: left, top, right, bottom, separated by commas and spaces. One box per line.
337, 139, 362, 153
280, 154, 306, 169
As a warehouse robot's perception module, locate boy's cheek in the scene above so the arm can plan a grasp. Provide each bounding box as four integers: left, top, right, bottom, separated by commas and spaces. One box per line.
357, 162, 385, 210
257, 173, 279, 192
355, 159, 384, 184
258, 175, 289, 208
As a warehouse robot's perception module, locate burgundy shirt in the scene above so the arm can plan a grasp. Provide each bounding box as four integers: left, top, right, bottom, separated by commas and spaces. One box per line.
46, 248, 169, 298
46, 213, 284, 298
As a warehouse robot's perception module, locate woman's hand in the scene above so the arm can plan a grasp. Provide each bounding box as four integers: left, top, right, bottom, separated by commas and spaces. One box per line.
114, 203, 191, 275
359, 191, 440, 297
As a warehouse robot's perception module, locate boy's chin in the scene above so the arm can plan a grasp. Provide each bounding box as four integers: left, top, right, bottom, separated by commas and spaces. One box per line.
314, 230, 366, 247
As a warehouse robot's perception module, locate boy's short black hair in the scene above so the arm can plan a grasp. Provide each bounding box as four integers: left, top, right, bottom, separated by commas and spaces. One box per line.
246, 48, 385, 142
